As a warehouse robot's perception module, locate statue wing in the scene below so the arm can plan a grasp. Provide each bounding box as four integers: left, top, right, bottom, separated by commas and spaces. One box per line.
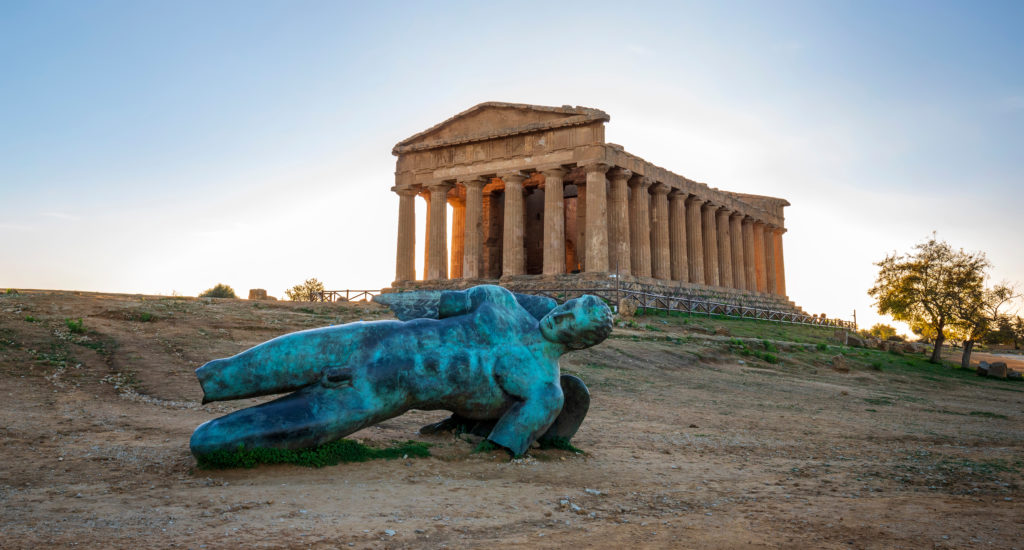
373, 287, 556, 321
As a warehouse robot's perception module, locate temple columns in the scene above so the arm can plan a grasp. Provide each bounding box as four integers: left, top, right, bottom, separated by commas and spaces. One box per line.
701, 202, 719, 286
742, 217, 757, 292
583, 163, 610, 273
426, 181, 453, 281
669, 190, 688, 281
393, 186, 417, 282
649, 183, 671, 279
628, 175, 652, 277
607, 168, 632, 276
774, 228, 787, 296
461, 177, 487, 279
753, 221, 767, 293
500, 172, 527, 277
729, 212, 745, 290
541, 167, 567, 275
764, 225, 778, 296
685, 196, 704, 284
716, 207, 733, 288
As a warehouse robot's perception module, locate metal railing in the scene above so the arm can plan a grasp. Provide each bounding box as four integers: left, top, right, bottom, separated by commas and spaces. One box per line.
515, 287, 856, 330
315, 289, 381, 303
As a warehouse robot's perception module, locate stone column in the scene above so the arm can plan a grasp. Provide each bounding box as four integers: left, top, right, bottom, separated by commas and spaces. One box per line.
753, 221, 767, 293
685, 195, 704, 284
649, 183, 671, 279
701, 201, 720, 286
742, 217, 757, 291
393, 186, 417, 282
669, 190, 688, 281
541, 167, 567, 275
774, 228, 787, 296
500, 172, 527, 277
461, 177, 486, 279
764, 224, 777, 296
426, 181, 453, 280
449, 196, 465, 279
715, 207, 733, 288
628, 175, 652, 277
607, 168, 632, 277
729, 212, 745, 290
576, 181, 586, 271
583, 163, 610, 273
420, 189, 431, 280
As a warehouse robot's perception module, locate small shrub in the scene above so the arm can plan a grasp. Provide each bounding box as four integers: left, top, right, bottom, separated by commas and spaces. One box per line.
24, 315, 39, 323
285, 278, 325, 302
761, 352, 779, 364
65, 318, 85, 334
5, 289, 18, 295
870, 361, 883, 371
199, 284, 237, 299
138, 312, 154, 322
816, 342, 828, 351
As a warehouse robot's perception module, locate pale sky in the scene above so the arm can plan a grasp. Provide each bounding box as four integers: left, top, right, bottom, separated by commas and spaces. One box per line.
2, 0, 1022, 333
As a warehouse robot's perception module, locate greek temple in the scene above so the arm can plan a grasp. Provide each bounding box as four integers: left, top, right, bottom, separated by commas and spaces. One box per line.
389, 102, 791, 304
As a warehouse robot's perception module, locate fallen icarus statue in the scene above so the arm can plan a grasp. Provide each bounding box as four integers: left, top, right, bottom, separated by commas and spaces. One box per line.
190, 285, 613, 459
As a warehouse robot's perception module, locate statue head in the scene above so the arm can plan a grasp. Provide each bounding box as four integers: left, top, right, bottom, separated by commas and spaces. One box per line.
539, 295, 613, 350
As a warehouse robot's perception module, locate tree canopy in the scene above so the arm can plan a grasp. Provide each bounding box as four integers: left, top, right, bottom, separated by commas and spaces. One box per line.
285, 278, 325, 302
868, 236, 988, 363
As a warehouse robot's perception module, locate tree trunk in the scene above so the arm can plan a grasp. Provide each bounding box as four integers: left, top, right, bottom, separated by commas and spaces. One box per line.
930, 322, 945, 364
960, 339, 974, 369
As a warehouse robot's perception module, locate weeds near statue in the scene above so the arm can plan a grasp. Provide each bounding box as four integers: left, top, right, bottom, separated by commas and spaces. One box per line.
190, 285, 613, 461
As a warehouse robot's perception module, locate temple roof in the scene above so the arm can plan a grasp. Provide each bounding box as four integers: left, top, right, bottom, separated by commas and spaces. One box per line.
392, 102, 609, 155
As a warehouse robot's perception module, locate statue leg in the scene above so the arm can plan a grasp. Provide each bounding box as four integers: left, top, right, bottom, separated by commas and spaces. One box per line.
540, 374, 590, 441
420, 375, 590, 443
190, 380, 401, 456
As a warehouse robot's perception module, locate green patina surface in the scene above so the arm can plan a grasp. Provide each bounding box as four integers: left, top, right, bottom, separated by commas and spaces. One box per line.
190, 285, 612, 459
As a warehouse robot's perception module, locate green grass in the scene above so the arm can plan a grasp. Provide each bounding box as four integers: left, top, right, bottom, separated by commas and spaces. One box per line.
65, 318, 85, 334
4, 288, 18, 295
24, 315, 39, 323
538, 436, 585, 454
195, 438, 430, 469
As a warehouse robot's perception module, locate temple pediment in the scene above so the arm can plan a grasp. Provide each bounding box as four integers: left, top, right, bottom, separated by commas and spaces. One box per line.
393, 102, 609, 155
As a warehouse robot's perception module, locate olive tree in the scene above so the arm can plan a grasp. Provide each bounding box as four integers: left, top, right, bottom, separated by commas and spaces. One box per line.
285, 278, 325, 302
953, 284, 1019, 368
868, 236, 988, 363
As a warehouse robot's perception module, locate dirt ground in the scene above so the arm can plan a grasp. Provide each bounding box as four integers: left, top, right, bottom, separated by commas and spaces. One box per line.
1, 290, 1021, 549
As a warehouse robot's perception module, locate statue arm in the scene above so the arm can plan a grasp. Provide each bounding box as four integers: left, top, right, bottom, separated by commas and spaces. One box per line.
488, 365, 564, 457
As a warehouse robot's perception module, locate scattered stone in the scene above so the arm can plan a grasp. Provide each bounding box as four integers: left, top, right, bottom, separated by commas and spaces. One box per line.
987, 362, 1008, 379
846, 334, 866, 348
977, 362, 990, 377
689, 424, 699, 428
832, 329, 849, 346
617, 298, 637, 318
584, 488, 602, 496
384, 529, 396, 537
714, 327, 730, 336
1008, 371, 1022, 380
830, 354, 849, 373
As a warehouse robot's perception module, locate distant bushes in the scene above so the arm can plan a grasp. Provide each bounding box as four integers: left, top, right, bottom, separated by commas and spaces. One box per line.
199, 284, 237, 299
